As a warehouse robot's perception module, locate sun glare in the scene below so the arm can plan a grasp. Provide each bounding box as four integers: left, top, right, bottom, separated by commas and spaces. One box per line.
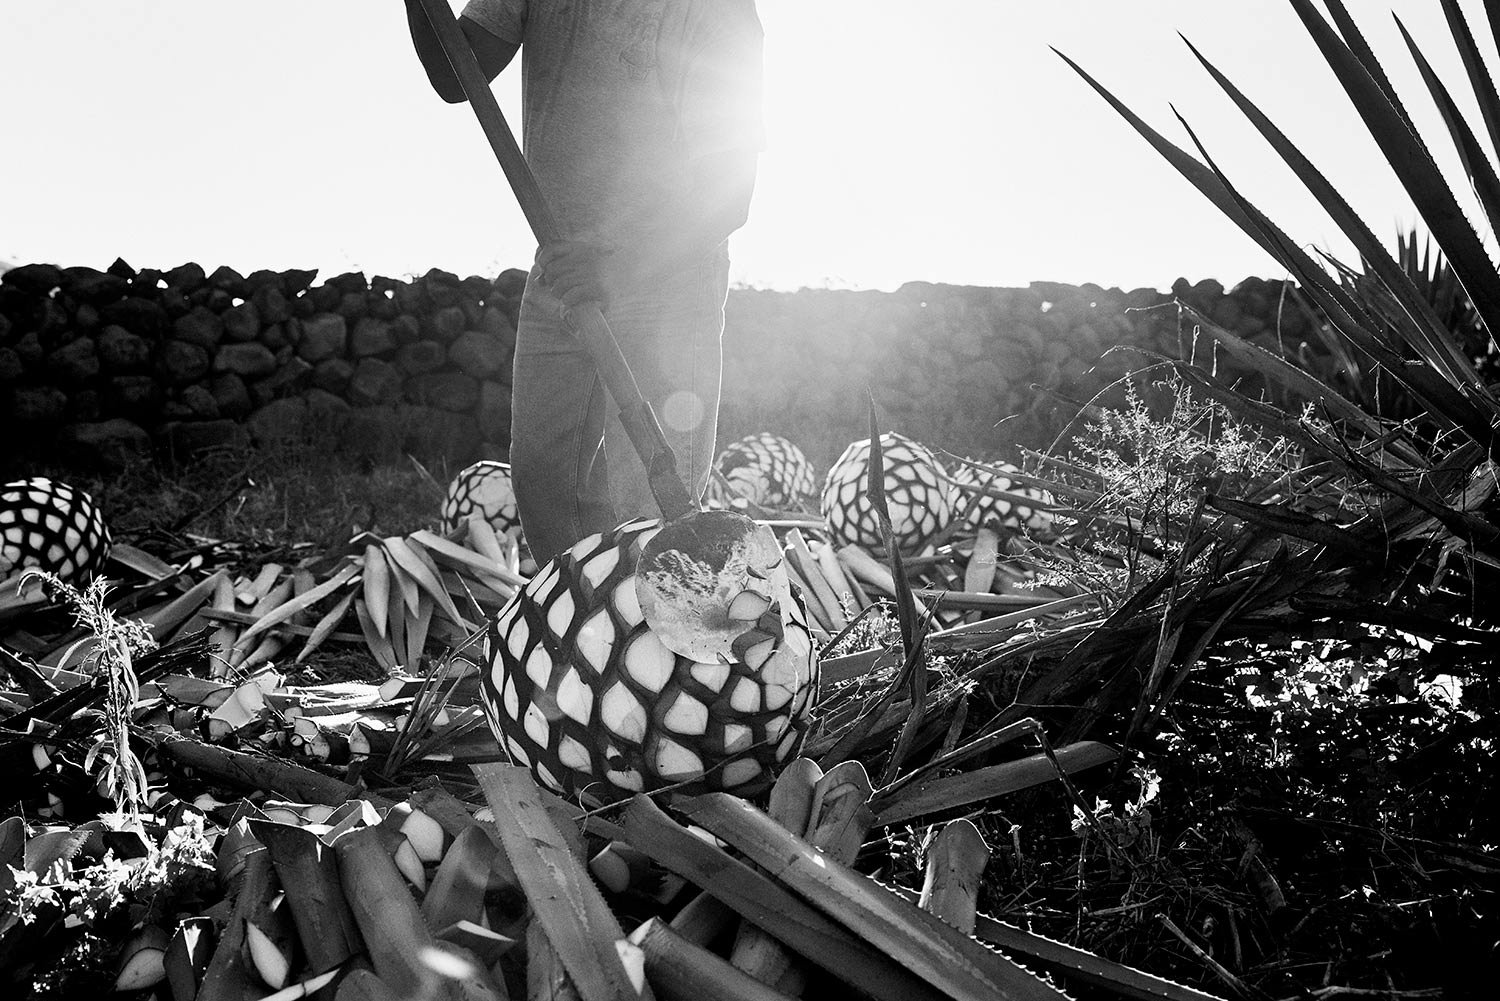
0, 1, 1483, 290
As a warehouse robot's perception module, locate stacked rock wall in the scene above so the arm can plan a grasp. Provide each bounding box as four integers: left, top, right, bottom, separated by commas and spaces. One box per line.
0, 260, 1304, 473
0, 260, 524, 472
718, 275, 1304, 469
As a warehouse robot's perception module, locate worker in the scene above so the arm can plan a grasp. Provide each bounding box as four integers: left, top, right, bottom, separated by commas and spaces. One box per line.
404, 0, 766, 563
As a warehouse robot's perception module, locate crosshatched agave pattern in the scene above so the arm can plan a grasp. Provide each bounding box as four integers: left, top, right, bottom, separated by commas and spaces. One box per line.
820, 433, 952, 554
0, 478, 112, 584
479, 518, 818, 802
714, 433, 818, 510
701, 472, 750, 513
441, 460, 521, 537
948, 459, 1055, 535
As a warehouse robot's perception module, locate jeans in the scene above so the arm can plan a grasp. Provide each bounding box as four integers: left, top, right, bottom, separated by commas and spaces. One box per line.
508, 245, 729, 564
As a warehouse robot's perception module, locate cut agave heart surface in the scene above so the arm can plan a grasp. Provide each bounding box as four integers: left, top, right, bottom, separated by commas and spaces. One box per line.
636, 509, 790, 664
480, 517, 818, 803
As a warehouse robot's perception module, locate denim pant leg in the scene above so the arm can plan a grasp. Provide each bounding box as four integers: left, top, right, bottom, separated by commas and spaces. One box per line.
601, 248, 729, 520
510, 249, 730, 563
509, 269, 617, 565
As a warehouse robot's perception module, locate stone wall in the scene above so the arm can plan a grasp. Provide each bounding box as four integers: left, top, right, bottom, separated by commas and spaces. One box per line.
721, 274, 1303, 469
0, 259, 1306, 474
0, 260, 523, 472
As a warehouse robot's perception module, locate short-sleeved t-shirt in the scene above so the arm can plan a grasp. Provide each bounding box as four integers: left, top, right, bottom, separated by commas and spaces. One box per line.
460, 0, 765, 249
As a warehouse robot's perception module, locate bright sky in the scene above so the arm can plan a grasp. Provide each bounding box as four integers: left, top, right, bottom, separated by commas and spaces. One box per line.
1, 1, 1493, 292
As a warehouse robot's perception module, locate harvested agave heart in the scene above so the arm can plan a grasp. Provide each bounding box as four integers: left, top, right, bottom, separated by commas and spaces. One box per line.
479, 517, 818, 804
948, 458, 1055, 535
441, 460, 521, 537
821, 431, 952, 554
713, 432, 818, 510
636, 509, 794, 664
0, 477, 112, 584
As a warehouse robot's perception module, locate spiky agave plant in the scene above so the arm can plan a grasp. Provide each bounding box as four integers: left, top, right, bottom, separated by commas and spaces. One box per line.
1392, 227, 1488, 377
1059, 0, 1500, 637
1286, 222, 1499, 430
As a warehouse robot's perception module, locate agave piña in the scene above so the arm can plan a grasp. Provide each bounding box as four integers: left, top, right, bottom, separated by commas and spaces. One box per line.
441, 460, 520, 537
947, 458, 1055, 536
821, 432, 951, 554
715, 432, 818, 510
0, 478, 112, 585
478, 517, 818, 803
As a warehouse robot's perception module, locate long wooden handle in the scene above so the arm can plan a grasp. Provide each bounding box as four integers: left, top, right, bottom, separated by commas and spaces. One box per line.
415, 0, 692, 520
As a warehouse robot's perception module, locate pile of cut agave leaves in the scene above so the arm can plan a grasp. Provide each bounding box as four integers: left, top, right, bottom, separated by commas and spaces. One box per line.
0, 449, 1215, 1001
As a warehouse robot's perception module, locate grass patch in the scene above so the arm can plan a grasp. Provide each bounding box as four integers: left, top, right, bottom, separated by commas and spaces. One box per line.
11, 444, 449, 552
